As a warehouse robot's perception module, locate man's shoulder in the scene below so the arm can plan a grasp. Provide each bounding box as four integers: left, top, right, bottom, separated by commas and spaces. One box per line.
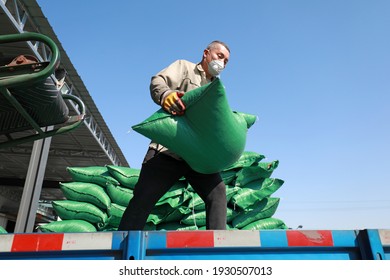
172, 59, 197, 67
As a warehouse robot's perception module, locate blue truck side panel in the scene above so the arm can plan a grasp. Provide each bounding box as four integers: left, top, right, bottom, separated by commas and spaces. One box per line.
138, 230, 363, 260
0, 229, 388, 260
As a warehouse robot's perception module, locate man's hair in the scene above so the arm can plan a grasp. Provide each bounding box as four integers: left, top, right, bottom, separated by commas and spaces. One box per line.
207, 40, 230, 53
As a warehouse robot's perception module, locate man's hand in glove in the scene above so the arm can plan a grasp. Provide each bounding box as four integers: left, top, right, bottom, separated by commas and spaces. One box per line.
161, 91, 186, 115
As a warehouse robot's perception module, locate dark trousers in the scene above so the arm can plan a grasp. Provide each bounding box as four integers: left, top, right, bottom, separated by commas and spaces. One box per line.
118, 148, 227, 230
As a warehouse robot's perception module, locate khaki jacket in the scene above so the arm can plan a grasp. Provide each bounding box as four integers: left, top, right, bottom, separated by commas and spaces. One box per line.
148, 59, 210, 159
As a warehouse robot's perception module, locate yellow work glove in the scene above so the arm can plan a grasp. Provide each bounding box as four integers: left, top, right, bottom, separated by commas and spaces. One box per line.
161, 91, 186, 115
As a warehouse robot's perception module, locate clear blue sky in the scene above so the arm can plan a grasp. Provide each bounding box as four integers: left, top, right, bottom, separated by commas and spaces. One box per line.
37, 0, 390, 230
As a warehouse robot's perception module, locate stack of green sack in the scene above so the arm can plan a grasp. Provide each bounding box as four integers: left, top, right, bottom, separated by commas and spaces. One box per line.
0, 225, 7, 234
38, 151, 288, 233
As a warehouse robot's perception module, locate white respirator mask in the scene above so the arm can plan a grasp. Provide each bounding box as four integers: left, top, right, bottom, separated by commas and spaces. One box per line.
208, 59, 224, 77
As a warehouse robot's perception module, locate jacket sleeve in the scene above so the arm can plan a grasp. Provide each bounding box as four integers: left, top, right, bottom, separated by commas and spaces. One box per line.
150, 60, 186, 105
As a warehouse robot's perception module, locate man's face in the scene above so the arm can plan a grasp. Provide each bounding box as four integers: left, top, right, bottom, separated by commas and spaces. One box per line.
204, 44, 230, 67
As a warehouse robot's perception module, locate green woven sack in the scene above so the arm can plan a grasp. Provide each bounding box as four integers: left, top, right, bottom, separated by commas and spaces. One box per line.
66, 166, 119, 187
220, 169, 238, 185
226, 184, 241, 203
232, 197, 280, 229
157, 222, 198, 231
106, 183, 134, 207
235, 161, 279, 187
156, 181, 189, 204
106, 165, 140, 189
241, 217, 288, 230
59, 182, 111, 211
198, 224, 237, 230
148, 203, 176, 225
52, 200, 108, 229
224, 151, 265, 171
38, 220, 97, 233
186, 184, 240, 211
0, 225, 7, 234
181, 207, 237, 227
107, 203, 156, 230
144, 223, 157, 231
163, 205, 191, 223
181, 210, 207, 227
230, 178, 284, 210
187, 192, 204, 211
132, 78, 257, 174
155, 182, 191, 208
107, 203, 125, 228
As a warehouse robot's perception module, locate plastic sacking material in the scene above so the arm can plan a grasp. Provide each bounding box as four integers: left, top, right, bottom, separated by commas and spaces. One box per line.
220, 169, 238, 185
181, 207, 237, 227
148, 204, 177, 225
235, 161, 279, 187
106, 165, 140, 189
0, 225, 7, 234
230, 178, 284, 210
241, 217, 288, 230
66, 166, 119, 187
186, 184, 240, 212
107, 203, 125, 228
106, 183, 134, 207
157, 222, 198, 231
57, 150, 288, 231
162, 206, 191, 224
224, 151, 265, 171
132, 78, 257, 174
155, 190, 191, 209
59, 181, 112, 211
108, 204, 158, 231
155, 181, 189, 207
232, 197, 280, 229
180, 210, 208, 227
52, 200, 108, 230
38, 220, 97, 233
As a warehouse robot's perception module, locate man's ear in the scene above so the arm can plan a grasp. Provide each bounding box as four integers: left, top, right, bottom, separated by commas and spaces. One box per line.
203, 49, 209, 59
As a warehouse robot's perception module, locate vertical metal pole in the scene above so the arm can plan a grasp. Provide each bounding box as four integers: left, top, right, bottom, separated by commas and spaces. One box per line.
14, 128, 52, 233
124, 231, 145, 260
